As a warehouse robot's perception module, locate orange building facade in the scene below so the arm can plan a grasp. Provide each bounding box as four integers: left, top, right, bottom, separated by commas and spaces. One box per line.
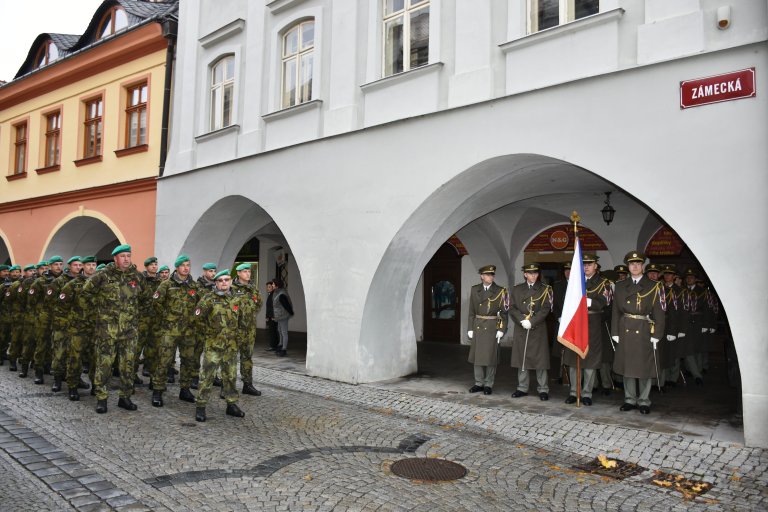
0, 0, 176, 266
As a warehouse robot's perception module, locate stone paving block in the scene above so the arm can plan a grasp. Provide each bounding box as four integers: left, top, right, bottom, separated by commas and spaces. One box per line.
49, 479, 83, 492
94, 487, 127, 500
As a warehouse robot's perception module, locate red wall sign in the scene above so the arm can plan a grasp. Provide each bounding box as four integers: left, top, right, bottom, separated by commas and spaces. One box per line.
680, 68, 756, 109
645, 226, 685, 257
526, 224, 607, 252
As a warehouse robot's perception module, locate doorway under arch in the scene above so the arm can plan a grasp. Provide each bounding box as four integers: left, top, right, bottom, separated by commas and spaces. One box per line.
43, 216, 121, 262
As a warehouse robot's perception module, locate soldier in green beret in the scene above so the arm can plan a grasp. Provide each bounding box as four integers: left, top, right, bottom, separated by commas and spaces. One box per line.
194, 270, 246, 422
62, 256, 98, 400
150, 254, 203, 406
158, 265, 170, 280
7, 265, 37, 374
190, 262, 218, 389
29, 256, 64, 384
0, 265, 12, 365
49, 256, 82, 391
231, 263, 262, 396
82, 244, 145, 413
136, 256, 161, 380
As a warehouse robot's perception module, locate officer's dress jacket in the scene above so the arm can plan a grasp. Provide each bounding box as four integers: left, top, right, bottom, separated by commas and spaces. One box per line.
509, 281, 552, 370
467, 282, 508, 367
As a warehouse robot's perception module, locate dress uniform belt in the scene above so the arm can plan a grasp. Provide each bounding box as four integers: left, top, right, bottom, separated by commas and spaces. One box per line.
475, 315, 497, 320
623, 313, 650, 321
588, 311, 602, 315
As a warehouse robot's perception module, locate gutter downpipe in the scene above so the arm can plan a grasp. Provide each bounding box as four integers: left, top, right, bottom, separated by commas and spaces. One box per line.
158, 17, 177, 177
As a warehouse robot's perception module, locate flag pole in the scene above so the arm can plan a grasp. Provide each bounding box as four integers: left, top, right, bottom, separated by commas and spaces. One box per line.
571, 211, 582, 409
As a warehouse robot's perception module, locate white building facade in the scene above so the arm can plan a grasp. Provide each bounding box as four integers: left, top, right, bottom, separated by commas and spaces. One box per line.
159, 0, 768, 446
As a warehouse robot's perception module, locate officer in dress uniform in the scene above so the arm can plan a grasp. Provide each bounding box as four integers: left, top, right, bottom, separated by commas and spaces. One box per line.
681, 269, 706, 385
510, 263, 553, 401
466, 265, 508, 395
611, 251, 666, 414
551, 262, 570, 385
659, 264, 687, 389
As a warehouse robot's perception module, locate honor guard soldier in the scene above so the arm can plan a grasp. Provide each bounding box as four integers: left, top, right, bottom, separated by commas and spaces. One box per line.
82, 244, 145, 413
681, 269, 706, 385
563, 254, 611, 406
510, 263, 553, 401
659, 264, 688, 388
551, 262, 571, 384
466, 265, 508, 395
611, 251, 666, 414
613, 265, 629, 282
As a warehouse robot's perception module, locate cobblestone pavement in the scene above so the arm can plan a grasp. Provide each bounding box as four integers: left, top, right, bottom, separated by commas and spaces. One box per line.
0, 361, 765, 511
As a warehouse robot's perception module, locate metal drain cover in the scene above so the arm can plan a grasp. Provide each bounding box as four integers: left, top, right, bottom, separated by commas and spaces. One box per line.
390, 458, 467, 481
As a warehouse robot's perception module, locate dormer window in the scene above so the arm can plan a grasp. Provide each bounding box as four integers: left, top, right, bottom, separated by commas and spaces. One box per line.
98, 6, 129, 40
33, 41, 59, 69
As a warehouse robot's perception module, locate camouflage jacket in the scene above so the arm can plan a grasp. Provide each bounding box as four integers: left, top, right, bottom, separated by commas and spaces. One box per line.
231, 279, 262, 329
194, 290, 242, 352
82, 263, 145, 331
28, 271, 61, 331
152, 271, 202, 332
48, 270, 77, 332
59, 274, 94, 335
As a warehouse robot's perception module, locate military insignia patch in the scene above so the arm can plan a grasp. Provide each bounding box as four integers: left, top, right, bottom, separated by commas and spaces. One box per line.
153, 291, 160, 299
194, 308, 201, 316
59, 293, 66, 300
233, 305, 239, 312
46, 289, 53, 295
4, 292, 9, 297
29, 289, 34, 295
129, 281, 137, 288
188, 290, 196, 296
17, 286, 22, 293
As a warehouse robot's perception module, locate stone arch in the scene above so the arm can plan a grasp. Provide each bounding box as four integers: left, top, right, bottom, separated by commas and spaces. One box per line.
0, 228, 14, 265
42, 209, 125, 261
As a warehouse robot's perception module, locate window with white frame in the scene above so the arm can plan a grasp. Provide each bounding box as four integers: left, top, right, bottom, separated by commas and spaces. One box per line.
382, 0, 430, 77
210, 55, 235, 131
529, 0, 599, 33
281, 20, 314, 108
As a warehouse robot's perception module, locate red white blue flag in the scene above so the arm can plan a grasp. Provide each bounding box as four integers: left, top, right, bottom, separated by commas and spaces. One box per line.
557, 236, 589, 358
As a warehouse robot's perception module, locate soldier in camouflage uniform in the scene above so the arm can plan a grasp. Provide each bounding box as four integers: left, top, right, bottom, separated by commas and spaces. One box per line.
82, 244, 145, 413
231, 263, 262, 396
7, 265, 36, 374
194, 269, 246, 422
61, 256, 98, 400
150, 255, 202, 407
0, 265, 12, 365
137, 256, 160, 380
49, 257, 82, 392
30, 257, 64, 385
191, 262, 218, 389
158, 265, 170, 280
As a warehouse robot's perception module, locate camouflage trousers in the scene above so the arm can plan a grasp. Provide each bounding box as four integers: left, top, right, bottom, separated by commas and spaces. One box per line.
7, 326, 24, 364
135, 318, 155, 374
0, 322, 10, 360
153, 331, 199, 392
33, 327, 53, 372
93, 329, 137, 400
195, 346, 238, 407
50, 329, 68, 378
66, 333, 94, 389
238, 327, 256, 386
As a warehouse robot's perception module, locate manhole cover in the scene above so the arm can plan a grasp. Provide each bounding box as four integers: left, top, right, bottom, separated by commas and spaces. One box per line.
390, 458, 467, 481
575, 456, 646, 480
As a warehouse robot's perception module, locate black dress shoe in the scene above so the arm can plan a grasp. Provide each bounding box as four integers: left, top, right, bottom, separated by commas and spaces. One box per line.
511, 390, 528, 398
469, 385, 484, 393
179, 388, 195, 403
95, 399, 108, 414
226, 403, 245, 417
77, 379, 90, 390
602, 388, 612, 396
117, 397, 138, 411
265, 347, 277, 352
539, 392, 549, 401
619, 402, 636, 411
277, 350, 287, 357
639, 405, 651, 414
151, 390, 164, 407
582, 397, 592, 406
195, 407, 206, 422
483, 387, 492, 395
564, 395, 577, 404
242, 383, 262, 396
68, 388, 80, 401
695, 378, 704, 386
213, 376, 222, 387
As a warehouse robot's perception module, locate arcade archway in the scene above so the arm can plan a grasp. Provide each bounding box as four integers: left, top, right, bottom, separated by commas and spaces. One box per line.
43, 215, 122, 262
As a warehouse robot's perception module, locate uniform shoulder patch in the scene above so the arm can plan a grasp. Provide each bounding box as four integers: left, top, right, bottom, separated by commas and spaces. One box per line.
46, 289, 53, 295
194, 307, 201, 316
29, 289, 34, 295
152, 291, 160, 299
59, 293, 66, 300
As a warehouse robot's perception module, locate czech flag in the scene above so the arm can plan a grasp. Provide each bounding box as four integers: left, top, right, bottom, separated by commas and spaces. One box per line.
557, 236, 589, 358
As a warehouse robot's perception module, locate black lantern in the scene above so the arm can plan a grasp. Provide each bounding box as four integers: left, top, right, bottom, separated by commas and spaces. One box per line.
601, 192, 616, 225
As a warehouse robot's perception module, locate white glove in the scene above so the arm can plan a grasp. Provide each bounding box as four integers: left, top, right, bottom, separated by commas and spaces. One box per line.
586, 298, 592, 308
709, 328, 716, 333
557, 317, 561, 323
467, 331, 473, 339
651, 337, 659, 350
666, 334, 676, 341
520, 319, 532, 330
701, 327, 708, 334
678, 332, 686, 338
496, 330, 504, 343
612, 336, 619, 343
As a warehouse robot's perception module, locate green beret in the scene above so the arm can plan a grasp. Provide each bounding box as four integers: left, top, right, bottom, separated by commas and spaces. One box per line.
81, 256, 96, 264
214, 269, 231, 280
144, 256, 158, 266
202, 262, 217, 270
158, 265, 169, 272
36, 261, 48, 268
236, 263, 251, 271
0, 265, 9, 271
67, 256, 81, 264
96, 264, 106, 271
174, 254, 190, 268
48, 255, 63, 264
9, 265, 20, 271
24, 264, 36, 271
111, 244, 131, 256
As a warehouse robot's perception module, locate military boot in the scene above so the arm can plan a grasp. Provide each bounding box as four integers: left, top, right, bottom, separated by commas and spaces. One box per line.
213, 376, 222, 387
34, 369, 44, 385
90, 386, 96, 396
166, 367, 175, 384
117, 397, 137, 411
95, 399, 108, 414
18, 363, 29, 378
9, 359, 17, 371
68, 387, 80, 401
191, 376, 199, 390
151, 390, 163, 407
195, 407, 206, 422
242, 383, 262, 396
179, 388, 195, 403
225, 403, 245, 418
51, 376, 62, 392
77, 378, 90, 390
133, 375, 144, 386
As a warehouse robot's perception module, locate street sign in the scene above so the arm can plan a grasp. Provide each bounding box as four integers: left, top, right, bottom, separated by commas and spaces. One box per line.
680, 68, 755, 109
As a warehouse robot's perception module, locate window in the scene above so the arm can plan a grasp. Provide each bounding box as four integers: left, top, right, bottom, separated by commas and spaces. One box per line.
13, 123, 27, 175
83, 98, 103, 158
125, 83, 147, 147
210, 56, 234, 131
33, 41, 59, 69
44, 112, 61, 167
529, 0, 599, 33
281, 20, 314, 108
383, 0, 430, 77
97, 6, 128, 40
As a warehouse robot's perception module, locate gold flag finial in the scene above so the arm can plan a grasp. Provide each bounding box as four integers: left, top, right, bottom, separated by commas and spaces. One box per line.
570, 211, 580, 236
